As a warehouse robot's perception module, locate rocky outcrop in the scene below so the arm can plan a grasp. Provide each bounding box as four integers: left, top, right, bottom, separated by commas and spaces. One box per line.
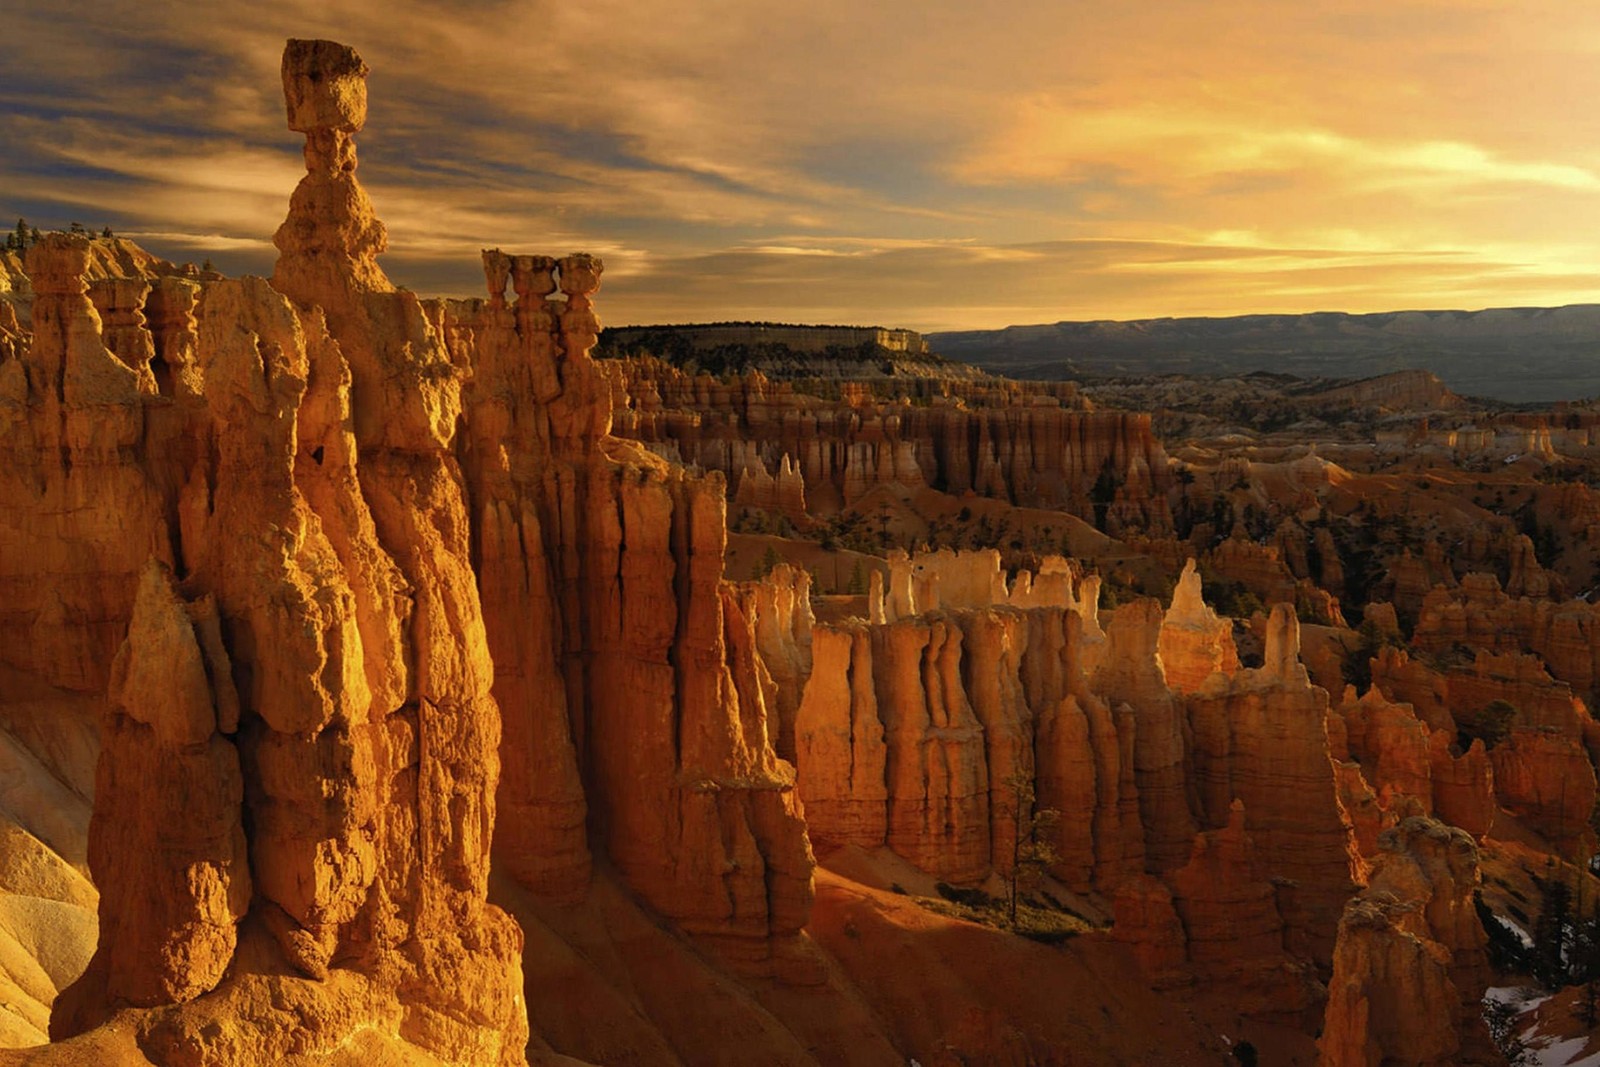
1313, 369, 1466, 412
64, 563, 248, 1011
1428, 732, 1495, 841
456, 247, 816, 972
875, 617, 991, 882
1166, 800, 1317, 1016
1413, 572, 1600, 697
1094, 600, 1196, 873
1490, 727, 1597, 858
1374, 641, 1594, 746
608, 356, 1173, 531
1317, 817, 1489, 1067
746, 563, 815, 761
1207, 533, 1298, 605
1368, 646, 1456, 734
794, 623, 889, 848
15, 40, 530, 1064
1335, 686, 1433, 818
1158, 559, 1241, 694
1186, 606, 1363, 960
792, 581, 1145, 894
1111, 876, 1187, 987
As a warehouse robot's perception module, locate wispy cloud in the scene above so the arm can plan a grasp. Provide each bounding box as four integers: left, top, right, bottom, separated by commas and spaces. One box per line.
2, 0, 1598, 328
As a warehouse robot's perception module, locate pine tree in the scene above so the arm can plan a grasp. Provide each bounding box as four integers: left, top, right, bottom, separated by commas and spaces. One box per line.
13, 218, 25, 249
999, 770, 1060, 926
846, 559, 868, 596
1534, 877, 1573, 989
756, 545, 783, 579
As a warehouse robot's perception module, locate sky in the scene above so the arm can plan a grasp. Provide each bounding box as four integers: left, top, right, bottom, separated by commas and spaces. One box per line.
4, 0, 1600, 331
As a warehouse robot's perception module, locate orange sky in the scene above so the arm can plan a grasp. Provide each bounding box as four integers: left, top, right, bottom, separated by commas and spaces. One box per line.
4, 1, 1599, 330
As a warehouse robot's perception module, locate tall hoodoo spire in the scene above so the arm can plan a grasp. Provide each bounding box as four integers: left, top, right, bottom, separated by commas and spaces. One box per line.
272, 38, 390, 301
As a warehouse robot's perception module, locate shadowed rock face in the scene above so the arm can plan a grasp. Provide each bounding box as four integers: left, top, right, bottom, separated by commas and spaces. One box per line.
607, 356, 1173, 533
1317, 818, 1491, 1067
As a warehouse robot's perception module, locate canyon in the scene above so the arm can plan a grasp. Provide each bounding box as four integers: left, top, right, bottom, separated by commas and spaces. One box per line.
3, 36, 1600, 1067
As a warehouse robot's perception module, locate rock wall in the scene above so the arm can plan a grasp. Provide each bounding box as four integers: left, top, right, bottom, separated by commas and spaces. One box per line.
793, 590, 1144, 893
1186, 607, 1363, 960
452, 246, 815, 975
1414, 573, 1600, 697
608, 356, 1172, 531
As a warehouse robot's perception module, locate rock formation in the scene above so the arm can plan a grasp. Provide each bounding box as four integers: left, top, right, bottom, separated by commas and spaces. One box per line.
794, 622, 889, 848
1186, 606, 1363, 960
18, 40, 530, 1064
455, 246, 815, 973
11, 28, 1600, 1067
788, 560, 1147, 894
1413, 573, 1600, 698
1158, 559, 1241, 694
1489, 727, 1597, 858
1166, 800, 1317, 1017
1093, 599, 1197, 873
608, 356, 1173, 531
1317, 818, 1490, 1067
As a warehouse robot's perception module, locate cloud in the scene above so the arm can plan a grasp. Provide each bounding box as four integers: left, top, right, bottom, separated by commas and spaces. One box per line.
2, 0, 1598, 328
953, 101, 1600, 197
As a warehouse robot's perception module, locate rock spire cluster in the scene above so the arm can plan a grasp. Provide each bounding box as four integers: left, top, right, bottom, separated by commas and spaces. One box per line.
6, 33, 1596, 1067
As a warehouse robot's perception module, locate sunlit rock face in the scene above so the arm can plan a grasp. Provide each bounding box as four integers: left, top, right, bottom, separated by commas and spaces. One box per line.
16, 39, 529, 1064
11, 24, 1600, 1067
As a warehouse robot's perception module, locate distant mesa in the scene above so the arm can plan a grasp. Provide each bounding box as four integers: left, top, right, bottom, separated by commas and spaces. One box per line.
930, 304, 1600, 404
598, 321, 984, 380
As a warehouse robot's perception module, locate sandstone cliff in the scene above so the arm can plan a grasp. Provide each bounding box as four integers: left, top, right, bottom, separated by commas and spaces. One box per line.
608, 356, 1173, 532
453, 246, 815, 974
1186, 606, 1364, 961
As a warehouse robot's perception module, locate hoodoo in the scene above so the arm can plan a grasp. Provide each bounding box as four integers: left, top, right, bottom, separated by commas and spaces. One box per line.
8, 29, 1600, 1067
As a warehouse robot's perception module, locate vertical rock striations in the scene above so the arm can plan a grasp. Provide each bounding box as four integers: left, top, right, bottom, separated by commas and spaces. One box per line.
38, 39, 530, 1064
1187, 605, 1363, 961
458, 245, 815, 972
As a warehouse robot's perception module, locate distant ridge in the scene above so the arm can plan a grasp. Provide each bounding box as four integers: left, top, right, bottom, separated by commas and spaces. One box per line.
597, 321, 984, 381
929, 304, 1600, 403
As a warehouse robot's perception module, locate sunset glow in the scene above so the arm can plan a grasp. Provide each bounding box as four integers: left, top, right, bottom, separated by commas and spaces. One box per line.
5, 0, 1598, 329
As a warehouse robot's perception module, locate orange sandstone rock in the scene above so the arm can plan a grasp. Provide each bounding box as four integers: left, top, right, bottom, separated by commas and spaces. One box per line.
55, 563, 249, 1017
1093, 599, 1196, 873
795, 623, 889, 848
1187, 606, 1363, 961
1335, 686, 1433, 816
1490, 726, 1598, 859
1159, 558, 1241, 694
1428, 732, 1494, 841
34, 40, 530, 1064
1166, 800, 1317, 1017
1317, 817, 1490, 1067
